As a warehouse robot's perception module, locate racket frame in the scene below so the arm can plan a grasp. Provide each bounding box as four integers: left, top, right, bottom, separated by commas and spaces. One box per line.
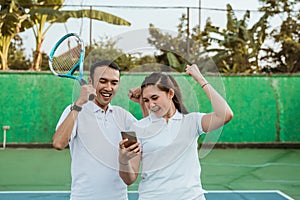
48, 33, 86, 84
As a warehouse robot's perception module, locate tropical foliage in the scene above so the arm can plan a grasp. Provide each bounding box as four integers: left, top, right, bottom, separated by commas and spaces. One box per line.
147, 15, 213, 73
147, 6, 270, 73
259, 0, 300, 73
0, 0, 28, 70
147, 1, 299, 73
22, 0, 131, 71
205, 4, 269, 73
0, 0, 131, 70
1, 0, 299, 73
85, 36, 157, 72
8, 35, 31, 70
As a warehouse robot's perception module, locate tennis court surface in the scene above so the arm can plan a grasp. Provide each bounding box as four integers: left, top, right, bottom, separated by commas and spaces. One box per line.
0, 190, 294, 200
0, 148, 299, 199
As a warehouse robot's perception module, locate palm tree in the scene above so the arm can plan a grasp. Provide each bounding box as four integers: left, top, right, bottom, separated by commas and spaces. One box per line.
147, 14, 212, 72
259, 0, 300, 73
0, 0, 28, 70
21, 0, 131, 71
205, 4, 269, 73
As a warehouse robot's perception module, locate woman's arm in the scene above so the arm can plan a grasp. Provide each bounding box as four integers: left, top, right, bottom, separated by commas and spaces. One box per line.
119, 140, 142, 185
185, 64, 234, 132
128, 87, 149, 118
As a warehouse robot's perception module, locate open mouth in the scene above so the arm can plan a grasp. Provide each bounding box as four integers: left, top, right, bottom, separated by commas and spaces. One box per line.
100, 92, 112, 98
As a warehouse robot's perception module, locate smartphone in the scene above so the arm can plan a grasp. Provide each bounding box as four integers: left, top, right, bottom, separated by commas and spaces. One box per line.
121, 131, 137, 148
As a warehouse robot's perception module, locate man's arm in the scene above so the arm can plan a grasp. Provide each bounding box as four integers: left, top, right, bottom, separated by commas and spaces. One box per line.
53, 84, 94, 150
52, 109, 79, 150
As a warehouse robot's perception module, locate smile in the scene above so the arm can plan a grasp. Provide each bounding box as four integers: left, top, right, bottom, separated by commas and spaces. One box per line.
101, 92, 112, 97
150, 105, 160, 112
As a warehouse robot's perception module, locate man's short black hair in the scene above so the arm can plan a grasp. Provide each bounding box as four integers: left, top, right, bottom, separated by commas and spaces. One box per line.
90, 60, 120, 78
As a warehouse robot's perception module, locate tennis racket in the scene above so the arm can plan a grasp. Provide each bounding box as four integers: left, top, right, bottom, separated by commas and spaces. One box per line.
49, 33, 95, 100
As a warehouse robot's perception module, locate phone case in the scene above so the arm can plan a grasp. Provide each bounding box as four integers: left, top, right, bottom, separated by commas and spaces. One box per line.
121, 131, 137, 147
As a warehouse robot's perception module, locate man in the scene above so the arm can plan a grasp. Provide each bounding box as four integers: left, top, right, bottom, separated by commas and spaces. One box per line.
53, 60, 137, 200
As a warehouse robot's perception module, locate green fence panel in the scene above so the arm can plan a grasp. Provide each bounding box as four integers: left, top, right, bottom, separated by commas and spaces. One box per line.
0, 72, 299, 144
0, 72, 74, 143
220, 76, 278, 142
276, 76, 300, 142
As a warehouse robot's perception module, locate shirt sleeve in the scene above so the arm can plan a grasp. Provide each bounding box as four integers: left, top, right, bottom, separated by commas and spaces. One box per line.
125, 111, 138, 130
56, 105, 78, 141
196, 112, 206, 135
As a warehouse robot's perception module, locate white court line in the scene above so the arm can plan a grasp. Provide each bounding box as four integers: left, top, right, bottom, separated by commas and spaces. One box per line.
202, 162, 300, 167
276, 191, 295, 200
0, 191, 69, 194
0, 190, 294, 199
207, 190, 294, 200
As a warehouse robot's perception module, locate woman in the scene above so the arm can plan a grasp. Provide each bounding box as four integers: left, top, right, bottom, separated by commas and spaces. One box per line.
119, 64, 233, 200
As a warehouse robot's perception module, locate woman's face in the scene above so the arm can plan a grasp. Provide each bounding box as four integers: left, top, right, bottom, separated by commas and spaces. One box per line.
142, 85, 175, 118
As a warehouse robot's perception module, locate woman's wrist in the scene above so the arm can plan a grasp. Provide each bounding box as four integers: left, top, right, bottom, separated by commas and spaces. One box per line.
201, 82, 209, 88
119, 160, 129, 165
194, 74, 207, 85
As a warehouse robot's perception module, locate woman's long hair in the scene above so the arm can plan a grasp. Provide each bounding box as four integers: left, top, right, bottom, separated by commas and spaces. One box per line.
141, 72, 188, 114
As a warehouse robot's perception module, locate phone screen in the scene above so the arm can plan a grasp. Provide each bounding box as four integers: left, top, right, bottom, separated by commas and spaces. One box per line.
121, 131, 137, 148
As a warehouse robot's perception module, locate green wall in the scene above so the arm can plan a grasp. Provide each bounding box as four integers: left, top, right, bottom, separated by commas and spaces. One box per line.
0, 72, 299, 144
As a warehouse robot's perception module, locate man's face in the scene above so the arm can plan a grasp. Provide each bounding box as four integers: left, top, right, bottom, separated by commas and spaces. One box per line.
91, 66, 120, 110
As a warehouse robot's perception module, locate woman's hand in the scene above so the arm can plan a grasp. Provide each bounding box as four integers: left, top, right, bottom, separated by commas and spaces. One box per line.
119, 139, 142, 165
185, 64, 206, 85
118, 139, 141, 185
128, 87, 149, 117
128, 87, 142, 103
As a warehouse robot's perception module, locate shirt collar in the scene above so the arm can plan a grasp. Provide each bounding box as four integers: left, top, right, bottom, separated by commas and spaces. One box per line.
92, 102, 113, 113
172, 110, 183, 120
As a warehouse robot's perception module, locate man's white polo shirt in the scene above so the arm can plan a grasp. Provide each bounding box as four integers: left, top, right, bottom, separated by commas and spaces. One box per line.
57, 101, 137, 200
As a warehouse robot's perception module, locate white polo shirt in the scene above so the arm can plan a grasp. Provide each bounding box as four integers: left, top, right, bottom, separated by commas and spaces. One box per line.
131, 110, 207, 200
56, 101, 137, 200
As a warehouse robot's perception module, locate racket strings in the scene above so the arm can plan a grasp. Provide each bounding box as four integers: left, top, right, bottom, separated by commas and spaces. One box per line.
52, 37, 82, 74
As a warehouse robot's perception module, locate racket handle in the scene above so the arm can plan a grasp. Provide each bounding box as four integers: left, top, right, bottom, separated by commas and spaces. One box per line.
88, 94, 95, 101
79, 78, 88, 85
79, 79, 95, 101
